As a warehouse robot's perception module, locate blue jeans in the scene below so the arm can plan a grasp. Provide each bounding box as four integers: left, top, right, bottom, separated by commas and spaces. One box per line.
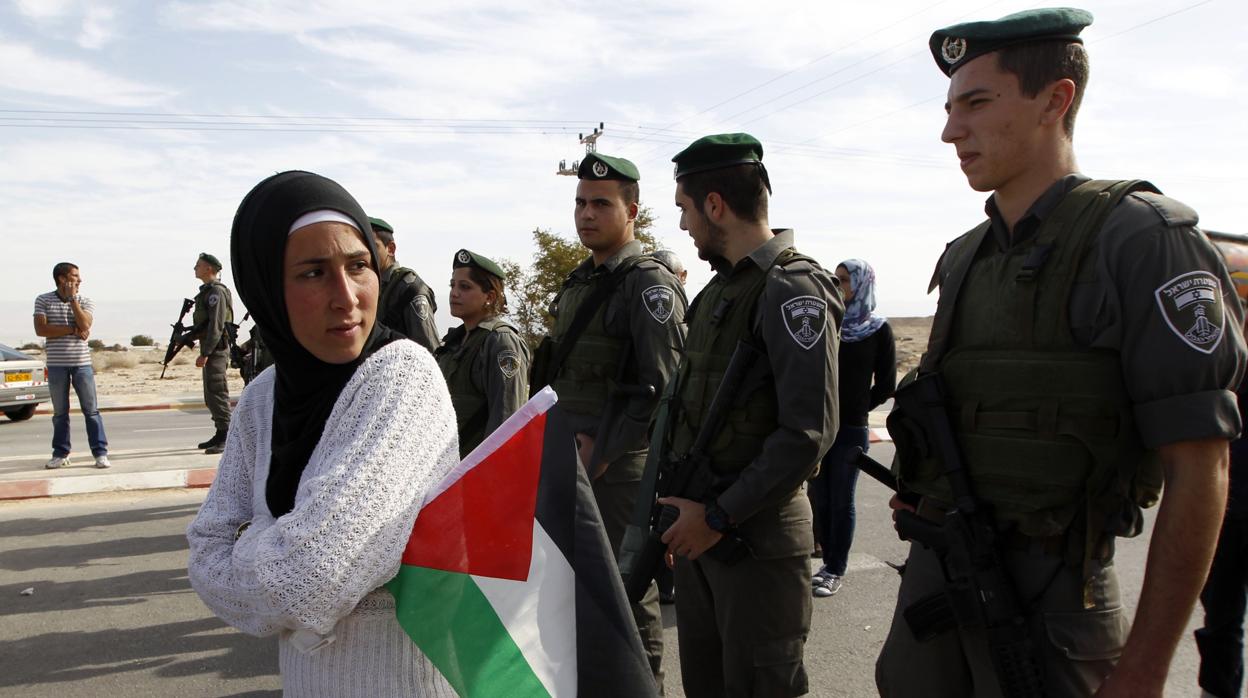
47, 365, 108, 458
808, 426, 869, 576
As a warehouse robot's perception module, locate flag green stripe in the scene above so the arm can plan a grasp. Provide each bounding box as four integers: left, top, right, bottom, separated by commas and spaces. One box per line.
387, 565, 551, 698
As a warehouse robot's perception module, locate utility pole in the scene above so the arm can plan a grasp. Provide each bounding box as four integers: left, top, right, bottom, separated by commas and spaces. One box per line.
556, 122, 605, 176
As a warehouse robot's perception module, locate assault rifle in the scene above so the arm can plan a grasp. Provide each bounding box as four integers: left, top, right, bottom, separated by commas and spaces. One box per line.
866, 372, 1045, 698
619, 340, 762, 604
225, 312, 247, 370
160, 298, 195, 379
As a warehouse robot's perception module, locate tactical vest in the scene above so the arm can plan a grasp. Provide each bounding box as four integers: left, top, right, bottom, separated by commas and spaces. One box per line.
549, 255, 649, 418
436, 319, 515, 457
194, 281, 234, 351
379, 265, 430, 330
895, 180, 1164, 548
667, 249, 812, 474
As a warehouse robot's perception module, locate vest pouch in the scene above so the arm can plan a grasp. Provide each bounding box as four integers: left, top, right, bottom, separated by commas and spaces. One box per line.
920, 348, 1149, 538
553, 332, 625, 418
886, 369, 936, 486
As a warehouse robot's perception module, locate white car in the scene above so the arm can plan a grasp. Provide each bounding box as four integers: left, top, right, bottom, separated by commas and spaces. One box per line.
1, 343, 49, 421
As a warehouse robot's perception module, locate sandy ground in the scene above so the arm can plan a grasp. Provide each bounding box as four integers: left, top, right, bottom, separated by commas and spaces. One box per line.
18, 317, 932, 404
19, 345, 246, 404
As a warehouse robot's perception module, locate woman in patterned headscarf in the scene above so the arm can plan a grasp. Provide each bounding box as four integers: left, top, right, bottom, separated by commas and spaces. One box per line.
187, 171, 460, 696
810, 258, 897, 598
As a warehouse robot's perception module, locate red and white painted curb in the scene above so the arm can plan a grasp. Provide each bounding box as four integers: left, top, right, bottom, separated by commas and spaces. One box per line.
0, 467, 217, 501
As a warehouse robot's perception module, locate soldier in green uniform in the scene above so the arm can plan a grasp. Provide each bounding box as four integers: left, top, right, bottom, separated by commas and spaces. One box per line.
435, 249, 531, 457
187, 253, 235, 454
536, 151, 687, 691
658, 133, 841, 698
875, 9, 1248, 697
368, 216, 440, 353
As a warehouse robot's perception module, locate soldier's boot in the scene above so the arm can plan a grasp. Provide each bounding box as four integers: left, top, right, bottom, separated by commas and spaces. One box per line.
199, 429, 227, 452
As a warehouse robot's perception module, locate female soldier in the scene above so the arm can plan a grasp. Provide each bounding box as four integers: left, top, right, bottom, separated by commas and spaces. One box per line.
435, 249, 531, 457
187, 170, 460, 696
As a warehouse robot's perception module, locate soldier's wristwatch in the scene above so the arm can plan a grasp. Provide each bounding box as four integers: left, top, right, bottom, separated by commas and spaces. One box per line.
704, 501, 733, 533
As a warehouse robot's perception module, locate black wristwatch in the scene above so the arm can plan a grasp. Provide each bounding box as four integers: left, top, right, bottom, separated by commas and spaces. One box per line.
704, 501, 733, 533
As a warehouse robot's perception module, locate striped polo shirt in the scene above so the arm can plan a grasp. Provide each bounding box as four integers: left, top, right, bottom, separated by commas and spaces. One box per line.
33, 291, 94, 367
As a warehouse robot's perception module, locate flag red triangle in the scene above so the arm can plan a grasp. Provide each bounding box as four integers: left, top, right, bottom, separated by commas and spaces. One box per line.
399, 412, 547, 581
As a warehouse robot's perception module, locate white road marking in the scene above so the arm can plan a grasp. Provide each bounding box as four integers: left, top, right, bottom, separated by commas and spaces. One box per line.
132, 427, 203, 433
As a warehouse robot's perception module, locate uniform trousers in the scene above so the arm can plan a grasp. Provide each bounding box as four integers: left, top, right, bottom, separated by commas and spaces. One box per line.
592, 474, 665, 694
674, 552, 811, 698
876, 539, 1128, 697
202, 351, 231, 431
1196, 513, 1248, 698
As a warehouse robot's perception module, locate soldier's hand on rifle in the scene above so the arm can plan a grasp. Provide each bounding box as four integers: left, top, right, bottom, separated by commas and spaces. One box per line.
195, 355, 207, 368
657, 496, 723, 560
888, 493, 918, 540
574, 433, 607, 480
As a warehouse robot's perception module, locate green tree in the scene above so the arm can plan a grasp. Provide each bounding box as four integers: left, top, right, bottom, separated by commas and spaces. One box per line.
131, 334, 155, 347
87, 339, 105, 351
505, 205, 661, 347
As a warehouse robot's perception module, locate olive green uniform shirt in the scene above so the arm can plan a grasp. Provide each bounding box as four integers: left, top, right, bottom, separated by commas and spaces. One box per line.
189, 281, 234, 356
436, 320, 532, 449
551, 240, 688, 478
380, 265, 440, 354
701, 230, 843, 530
931, 174, 1246, 446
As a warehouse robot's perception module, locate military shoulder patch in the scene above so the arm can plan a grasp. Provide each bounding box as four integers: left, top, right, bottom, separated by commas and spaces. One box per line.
781, 295, 828, 350
1155, 271, 1225, 354
497, 349, 520, 379
413, 294, 431, 320
208, 294, 218, 307
642, 285, 675, 323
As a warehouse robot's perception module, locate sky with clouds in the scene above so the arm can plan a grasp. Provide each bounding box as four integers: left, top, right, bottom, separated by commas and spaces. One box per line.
1, 0, 1245, 345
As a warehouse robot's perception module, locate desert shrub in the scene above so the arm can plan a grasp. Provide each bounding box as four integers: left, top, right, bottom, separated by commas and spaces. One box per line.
93, 352, 140, 372
18, 341, 42, 352
131, 334, 155, 347
88, 339, 106, 350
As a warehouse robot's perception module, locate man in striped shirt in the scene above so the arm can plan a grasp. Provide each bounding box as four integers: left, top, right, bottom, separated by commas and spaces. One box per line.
33, 262, 110, 469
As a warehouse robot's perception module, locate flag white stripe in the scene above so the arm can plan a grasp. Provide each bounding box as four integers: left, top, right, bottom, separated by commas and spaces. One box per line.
472, 520, 576, 698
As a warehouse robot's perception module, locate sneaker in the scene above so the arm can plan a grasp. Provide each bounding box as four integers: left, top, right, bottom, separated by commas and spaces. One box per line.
812, 565, 830, 586
94, 455, 111, 469
813, 574, 843, 598
45, 456, 70, 469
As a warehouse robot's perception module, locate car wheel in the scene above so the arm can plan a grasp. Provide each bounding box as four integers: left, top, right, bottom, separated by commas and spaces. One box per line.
4, 404, 37, 421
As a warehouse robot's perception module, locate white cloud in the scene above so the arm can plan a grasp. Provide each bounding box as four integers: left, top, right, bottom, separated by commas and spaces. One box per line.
78, 5, 118, 49
0, 40, 173, 106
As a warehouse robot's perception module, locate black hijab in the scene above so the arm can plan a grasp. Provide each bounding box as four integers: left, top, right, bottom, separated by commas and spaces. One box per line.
230, 171, 399, 517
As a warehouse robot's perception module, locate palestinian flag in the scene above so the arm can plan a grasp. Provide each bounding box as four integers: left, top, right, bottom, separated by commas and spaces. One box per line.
386, 388, 657, 697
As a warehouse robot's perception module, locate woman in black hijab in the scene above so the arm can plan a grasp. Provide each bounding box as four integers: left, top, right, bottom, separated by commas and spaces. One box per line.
187, 171, 460, 696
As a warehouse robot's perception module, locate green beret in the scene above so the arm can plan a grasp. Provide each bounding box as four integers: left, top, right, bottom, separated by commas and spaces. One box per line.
577, 152, 640, 182
198, 252, 222, 271
672, 133, 765, 180
368, 216, 394, 234
930, 7, 1093, 77
453, 249, 506, 281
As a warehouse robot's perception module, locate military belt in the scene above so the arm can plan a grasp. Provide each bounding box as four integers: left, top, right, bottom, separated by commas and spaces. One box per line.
916, 498, 1111, 560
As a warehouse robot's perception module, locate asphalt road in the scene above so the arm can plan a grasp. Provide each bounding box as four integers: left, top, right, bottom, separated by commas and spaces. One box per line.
0, 442, 1216, 697
0, 408, 220, 476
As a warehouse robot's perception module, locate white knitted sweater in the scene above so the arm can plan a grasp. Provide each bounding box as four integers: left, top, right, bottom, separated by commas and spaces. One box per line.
187, 340, 461, 697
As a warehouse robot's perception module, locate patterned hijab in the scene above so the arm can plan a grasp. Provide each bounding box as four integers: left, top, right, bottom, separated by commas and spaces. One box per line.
839, 258, 887, 343
229, 171, 399, 517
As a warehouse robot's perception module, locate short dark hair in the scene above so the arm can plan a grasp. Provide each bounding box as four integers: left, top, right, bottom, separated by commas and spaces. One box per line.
372, 226, 395, 247
52, 262, 78, 282
618, 180, 639, 207
467, 266, 508, 316
994, 40, 1089, 135
678, 164, 768, 223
